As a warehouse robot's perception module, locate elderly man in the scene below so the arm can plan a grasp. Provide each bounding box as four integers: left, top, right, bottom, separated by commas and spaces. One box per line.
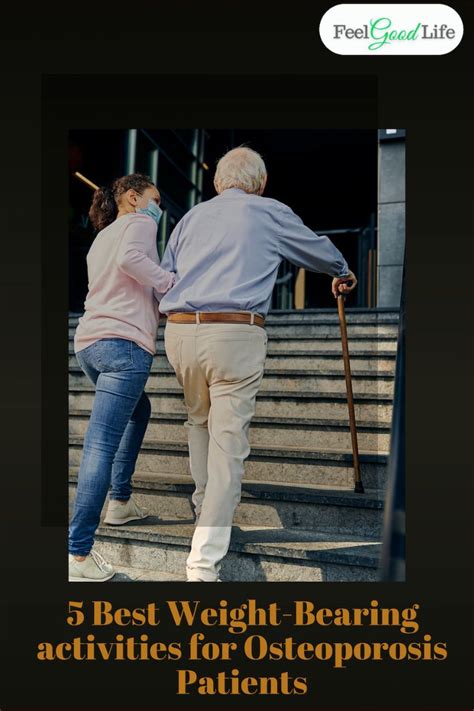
159, 146, 357, 582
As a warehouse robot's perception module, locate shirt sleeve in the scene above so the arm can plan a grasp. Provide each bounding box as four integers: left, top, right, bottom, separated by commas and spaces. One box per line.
275, 202, 351, 278
116, 215, 175, 294
160, 218, 183, 273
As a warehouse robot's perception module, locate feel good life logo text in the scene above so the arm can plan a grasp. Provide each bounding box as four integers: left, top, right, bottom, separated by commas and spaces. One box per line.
319, 4, 463, 54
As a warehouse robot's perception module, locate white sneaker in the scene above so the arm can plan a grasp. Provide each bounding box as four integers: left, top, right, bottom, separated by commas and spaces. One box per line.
103, 496, 149, 525
69, 549, 115, 582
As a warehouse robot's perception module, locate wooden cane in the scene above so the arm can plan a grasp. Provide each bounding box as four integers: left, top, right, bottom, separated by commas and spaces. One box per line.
337, 293, 364, 493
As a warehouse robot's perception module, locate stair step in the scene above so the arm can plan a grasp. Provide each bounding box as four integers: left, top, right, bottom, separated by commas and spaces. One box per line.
68, 367, 394, 379
91, 521, 381, 582
109, 564, 186, 582
69, 437, 388, 490
255, 337, 397, 352
69, 351, 396, 373
70, 337, 398, 353
68, 435, 388, 461
69, 386, 393, 422
69, 467, 385, 503
263, 309, 399, 322
70, 323, 399, 340
69, 311, 399, 326
69, 409, 390, 452
69, 366, 394, 396
69, 469, 384, 536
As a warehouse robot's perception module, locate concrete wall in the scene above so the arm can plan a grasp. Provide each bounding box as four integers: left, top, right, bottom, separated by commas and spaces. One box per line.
377, 138, 406, 307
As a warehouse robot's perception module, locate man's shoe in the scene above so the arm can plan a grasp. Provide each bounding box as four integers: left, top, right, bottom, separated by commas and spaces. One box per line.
103, 496, 148, 525
187, 578, 222, 582
69, 549, 115, 582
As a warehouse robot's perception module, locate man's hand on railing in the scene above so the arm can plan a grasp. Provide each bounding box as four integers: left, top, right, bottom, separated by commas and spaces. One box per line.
332, 270, 358, 298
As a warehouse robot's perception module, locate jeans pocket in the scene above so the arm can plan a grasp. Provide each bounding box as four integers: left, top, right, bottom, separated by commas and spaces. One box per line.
76, 342, 100, 375
96, 338, 134, 372
76, 342, 95, 363
130, 341, 154, 372
75, 349, 85, 370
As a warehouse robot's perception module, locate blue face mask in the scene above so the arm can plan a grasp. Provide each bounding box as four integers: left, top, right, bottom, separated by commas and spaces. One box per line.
137, 199, 163, 226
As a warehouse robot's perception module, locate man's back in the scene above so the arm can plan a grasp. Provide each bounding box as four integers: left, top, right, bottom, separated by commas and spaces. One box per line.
161, 145, 355, 583
159, 187, 349, 316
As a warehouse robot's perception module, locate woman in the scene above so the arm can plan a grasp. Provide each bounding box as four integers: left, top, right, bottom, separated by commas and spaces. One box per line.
69, 173, 175, 582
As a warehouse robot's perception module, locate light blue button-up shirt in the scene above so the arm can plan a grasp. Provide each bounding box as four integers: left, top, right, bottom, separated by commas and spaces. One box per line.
159, 187, 350, 316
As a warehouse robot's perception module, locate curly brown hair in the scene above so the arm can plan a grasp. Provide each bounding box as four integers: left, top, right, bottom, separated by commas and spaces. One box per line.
88, 173, 155, 231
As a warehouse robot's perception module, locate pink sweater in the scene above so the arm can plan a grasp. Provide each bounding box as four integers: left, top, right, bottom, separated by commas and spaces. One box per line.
74, 212, 175, 356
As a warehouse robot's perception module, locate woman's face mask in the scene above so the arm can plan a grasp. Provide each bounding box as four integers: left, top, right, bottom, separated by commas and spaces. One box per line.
137, 199, 163, 226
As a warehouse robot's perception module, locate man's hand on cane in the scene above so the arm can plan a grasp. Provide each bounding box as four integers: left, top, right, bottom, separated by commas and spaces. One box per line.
332, 270, 358, 298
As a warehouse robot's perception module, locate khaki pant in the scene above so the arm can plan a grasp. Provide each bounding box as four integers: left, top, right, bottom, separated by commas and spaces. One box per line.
164, 320, 268, 581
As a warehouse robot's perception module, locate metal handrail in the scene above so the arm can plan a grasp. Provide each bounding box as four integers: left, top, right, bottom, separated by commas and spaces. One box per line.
379, 256, 406, 580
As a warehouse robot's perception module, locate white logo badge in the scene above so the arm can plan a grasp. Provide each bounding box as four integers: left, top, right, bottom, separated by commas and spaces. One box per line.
319, 4, 463, 54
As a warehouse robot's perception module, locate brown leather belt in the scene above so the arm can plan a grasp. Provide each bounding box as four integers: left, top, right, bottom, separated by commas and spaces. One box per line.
167, 312, 265, 328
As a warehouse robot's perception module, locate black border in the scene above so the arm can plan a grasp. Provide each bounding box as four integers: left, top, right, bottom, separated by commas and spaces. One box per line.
0, 9, 472, 708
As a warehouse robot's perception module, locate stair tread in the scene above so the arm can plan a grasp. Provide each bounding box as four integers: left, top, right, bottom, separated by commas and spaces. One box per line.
70, 335, 398, 342
70, 307, 399, 316
264, 351, 397, 357
70, 383, 393, 402
69, 317, 399, 326
95, 520, 381, 567
70, 338, 397, 344
69, 366, 395, 379
69, 347, 396, 357
111, 564, 186, 582
70, 316, 399, 322
69, 435, 389, 461
69, 468, 384, 507
69, 407, 391, 431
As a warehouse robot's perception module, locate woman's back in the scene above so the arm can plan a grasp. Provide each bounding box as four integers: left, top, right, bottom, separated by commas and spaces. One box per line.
74, 212, 165, 356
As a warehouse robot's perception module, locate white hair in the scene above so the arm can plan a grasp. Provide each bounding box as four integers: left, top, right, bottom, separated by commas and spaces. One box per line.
213, 146, 267, 195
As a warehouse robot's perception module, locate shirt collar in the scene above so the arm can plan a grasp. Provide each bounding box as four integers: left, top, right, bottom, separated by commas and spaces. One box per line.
219, 187, 249, 195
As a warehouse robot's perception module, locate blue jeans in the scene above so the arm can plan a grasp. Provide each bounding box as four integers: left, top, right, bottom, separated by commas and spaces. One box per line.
69, 338, 153, 556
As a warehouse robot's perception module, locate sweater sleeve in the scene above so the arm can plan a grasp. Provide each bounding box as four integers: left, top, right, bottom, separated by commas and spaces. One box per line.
275, 202, 350, 278
116, 215, 175, 293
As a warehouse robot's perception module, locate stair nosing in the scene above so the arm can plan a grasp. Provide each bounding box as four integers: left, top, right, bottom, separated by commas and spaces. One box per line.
94, 525, 381, 567
69, 435, 389, 463
69, 384, 393, 403
69, 318, 400, 326
69, 470, 384, 508
69, 407, 391, 432
69, 366, 395, 381
69, 334, 398, 343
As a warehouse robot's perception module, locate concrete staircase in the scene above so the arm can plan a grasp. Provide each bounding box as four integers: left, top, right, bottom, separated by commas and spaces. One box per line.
68, 308, 399, 582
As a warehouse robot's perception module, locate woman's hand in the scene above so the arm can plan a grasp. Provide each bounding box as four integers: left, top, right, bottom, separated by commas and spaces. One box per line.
332, 270, 358, 298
